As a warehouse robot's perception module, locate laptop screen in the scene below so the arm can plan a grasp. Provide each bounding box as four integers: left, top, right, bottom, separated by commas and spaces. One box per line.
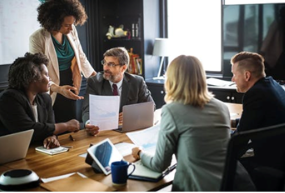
121, 101, 154, 132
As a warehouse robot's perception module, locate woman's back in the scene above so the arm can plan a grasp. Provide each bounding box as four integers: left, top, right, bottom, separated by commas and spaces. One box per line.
135, 55, 231, 191
161, 98, 230, 191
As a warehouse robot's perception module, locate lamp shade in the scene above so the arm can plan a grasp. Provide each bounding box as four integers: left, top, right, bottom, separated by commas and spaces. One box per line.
152, 38, 170, 56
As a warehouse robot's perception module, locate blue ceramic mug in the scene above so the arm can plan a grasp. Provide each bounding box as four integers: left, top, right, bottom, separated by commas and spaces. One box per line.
111, 160, 135, 186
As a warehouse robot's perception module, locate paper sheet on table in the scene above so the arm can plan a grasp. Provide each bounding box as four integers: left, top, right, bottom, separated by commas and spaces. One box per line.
206, 78, 235, 87
126, 123, 160, 155
230, 113, 239, 118
89, 94, 120, 130
41, 172, 87, 183
114, 142, 136, 156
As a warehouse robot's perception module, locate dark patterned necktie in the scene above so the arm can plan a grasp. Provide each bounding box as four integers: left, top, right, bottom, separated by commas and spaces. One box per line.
112, 84, 118, 96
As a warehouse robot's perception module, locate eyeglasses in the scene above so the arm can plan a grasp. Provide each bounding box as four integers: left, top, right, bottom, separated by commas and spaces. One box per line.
101, 60, 121, 68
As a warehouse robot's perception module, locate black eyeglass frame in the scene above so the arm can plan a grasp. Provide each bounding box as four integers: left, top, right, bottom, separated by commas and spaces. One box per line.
101, 60, 123, 68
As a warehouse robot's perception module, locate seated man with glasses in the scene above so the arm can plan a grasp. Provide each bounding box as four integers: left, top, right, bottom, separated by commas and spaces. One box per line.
82, 47, 155, 136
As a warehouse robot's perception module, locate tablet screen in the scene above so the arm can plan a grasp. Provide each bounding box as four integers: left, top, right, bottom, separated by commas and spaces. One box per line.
87, 138, 123, 175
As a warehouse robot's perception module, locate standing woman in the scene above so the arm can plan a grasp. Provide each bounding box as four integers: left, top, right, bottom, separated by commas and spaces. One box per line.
132, 55, 231, 191
29, 0, 96, 123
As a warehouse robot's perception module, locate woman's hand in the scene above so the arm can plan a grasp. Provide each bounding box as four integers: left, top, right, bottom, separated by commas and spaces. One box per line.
132, 147, 142, 160
43, 135, 60, 149
59, 85, 84, 100
54, 119, 80, 135
90, 71, 96, 77
66, 119, 80, 132
85, 124, 100, 136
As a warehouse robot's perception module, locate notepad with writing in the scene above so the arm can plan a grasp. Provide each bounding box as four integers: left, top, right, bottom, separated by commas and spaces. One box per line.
35, 146, 69, 155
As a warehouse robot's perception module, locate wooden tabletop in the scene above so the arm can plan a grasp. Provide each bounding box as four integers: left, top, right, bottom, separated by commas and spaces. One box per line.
1, 102, 242, 191
225, 102, 242, 118
1, 130, 174, 191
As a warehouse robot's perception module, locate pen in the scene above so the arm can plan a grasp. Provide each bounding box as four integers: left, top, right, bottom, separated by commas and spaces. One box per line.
62, 146, 73, 149
162, 163, 177, 177
69, 135, 75, 141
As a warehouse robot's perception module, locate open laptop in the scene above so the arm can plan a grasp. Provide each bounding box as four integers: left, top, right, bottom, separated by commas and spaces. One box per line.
115, 101, 154, 133
0, 130, 34, 164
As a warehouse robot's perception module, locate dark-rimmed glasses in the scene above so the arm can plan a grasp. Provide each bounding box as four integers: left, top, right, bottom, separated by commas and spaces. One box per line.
101, 60, 121, 68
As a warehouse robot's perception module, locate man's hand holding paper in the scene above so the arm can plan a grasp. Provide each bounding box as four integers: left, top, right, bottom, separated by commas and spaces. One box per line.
85, 124, 99, 136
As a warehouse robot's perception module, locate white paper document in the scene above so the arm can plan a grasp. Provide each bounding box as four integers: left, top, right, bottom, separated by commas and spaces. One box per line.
126, 123, 160, 155
89, 94, 120, 130
41, 172, 87, 183
114, 142, 136, 156
206, 78, 235, 87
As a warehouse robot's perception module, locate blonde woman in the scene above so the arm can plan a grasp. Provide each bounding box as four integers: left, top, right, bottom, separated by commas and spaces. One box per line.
132, 55, 231, 191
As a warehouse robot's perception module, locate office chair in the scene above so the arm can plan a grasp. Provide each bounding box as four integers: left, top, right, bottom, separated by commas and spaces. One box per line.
220, 123, 285, 191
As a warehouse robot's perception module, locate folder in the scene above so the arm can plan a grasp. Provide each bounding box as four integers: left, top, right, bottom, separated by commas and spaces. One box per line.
40, 173, 114, 191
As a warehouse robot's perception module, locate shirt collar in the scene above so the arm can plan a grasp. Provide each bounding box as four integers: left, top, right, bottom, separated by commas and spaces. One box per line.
109, 78, 123, 90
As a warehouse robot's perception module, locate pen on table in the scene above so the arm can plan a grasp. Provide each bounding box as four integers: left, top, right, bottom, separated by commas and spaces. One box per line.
61, 146, 73, 149
69, 134, 75, 141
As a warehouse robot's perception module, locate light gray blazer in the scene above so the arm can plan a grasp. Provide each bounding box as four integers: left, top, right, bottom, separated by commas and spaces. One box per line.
140, 98, 231, 191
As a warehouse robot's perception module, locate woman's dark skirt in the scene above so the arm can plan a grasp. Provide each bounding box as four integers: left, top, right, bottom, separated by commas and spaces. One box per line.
53, 68, 77, 123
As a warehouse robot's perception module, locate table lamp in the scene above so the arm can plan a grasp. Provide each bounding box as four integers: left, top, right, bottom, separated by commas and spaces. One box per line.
152, 38, 170, 79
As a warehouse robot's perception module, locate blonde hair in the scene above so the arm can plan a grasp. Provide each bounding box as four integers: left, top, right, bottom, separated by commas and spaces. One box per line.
164, 55, 213, 107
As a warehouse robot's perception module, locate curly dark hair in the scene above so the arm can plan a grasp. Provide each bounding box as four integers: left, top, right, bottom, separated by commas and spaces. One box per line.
37, 0, 88, 32
8, 52, 49, 90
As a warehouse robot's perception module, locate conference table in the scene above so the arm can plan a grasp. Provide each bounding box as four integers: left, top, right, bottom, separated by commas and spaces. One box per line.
0, 102, 242, 191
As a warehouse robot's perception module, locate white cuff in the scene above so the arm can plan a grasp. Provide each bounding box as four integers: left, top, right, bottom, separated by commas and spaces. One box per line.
85, 120, 90, 126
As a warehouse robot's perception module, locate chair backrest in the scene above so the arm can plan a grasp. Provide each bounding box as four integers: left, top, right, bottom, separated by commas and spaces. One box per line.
220, 123, 285, 191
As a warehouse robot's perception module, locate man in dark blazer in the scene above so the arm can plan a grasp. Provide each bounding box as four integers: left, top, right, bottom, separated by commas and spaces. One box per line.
231, 51, 285, 189
82, 47, 155, 136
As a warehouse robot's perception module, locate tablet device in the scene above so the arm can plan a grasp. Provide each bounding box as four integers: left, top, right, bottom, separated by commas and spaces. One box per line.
86, 138, 176, 181
86, 138, 123, 175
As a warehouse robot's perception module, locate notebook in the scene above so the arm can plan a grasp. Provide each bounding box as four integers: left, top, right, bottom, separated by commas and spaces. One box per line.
35, 146, 69, 155
0, 130, 34, 164
115, 101, 154, 133
85, 138, 176, 182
